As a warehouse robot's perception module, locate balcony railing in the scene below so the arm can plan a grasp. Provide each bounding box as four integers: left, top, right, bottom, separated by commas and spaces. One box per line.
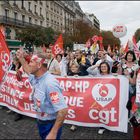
0, 16, 43, 28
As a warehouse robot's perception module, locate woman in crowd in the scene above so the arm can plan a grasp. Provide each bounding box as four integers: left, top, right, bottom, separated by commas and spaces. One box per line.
117, 50, 140, 140
67, 52, 76, 74
87, 60, 111, 77
74, 49, 91, 76
56, 53, 68, 77
87, 61, 111, 134
111, 53, 120, 73
67, 62, 87, 131
118, 50, 139, 116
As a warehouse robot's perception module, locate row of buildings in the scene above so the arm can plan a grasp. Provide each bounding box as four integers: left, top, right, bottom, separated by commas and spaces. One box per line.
0, 0, 100, 49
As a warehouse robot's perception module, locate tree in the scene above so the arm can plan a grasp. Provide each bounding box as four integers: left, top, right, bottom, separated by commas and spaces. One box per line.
43, 27, 55, 46
134, 28, 140, 42
71, 19, 100, 44
101, 30, 121, 50
16, 26, 55, 48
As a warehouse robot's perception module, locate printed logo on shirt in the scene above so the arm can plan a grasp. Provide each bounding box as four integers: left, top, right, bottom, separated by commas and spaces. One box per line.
36, 98, 41, 107
36, 112, 48, 117
50, 92, 60, 104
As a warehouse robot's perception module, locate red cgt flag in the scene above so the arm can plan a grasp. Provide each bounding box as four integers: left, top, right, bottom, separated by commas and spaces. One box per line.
0, 30, 10, 83
132, 36, 140, 58
92, 35, 99, 43
52, 34, 64, 56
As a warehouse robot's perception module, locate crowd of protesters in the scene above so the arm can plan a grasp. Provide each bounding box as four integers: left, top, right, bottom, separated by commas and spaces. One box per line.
0, 44, 140, 139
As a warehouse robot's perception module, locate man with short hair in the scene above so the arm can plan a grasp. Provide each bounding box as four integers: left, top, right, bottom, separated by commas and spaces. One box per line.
75, 49, 91, 76
45, 47, 61, 75
16, 50, 67, 140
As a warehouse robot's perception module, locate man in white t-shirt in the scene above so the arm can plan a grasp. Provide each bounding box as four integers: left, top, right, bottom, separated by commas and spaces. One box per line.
45, 47, 61, 75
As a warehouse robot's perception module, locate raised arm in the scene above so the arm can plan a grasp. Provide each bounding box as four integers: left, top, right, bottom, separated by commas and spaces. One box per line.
87, 63, 100, 75
16, 50, 31, 74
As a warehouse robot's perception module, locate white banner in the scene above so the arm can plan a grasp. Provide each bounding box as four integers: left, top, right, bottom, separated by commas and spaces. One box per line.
0, 71, 129, 133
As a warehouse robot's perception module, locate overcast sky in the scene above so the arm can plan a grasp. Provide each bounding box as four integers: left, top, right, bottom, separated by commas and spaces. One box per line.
78, 1, 140, 45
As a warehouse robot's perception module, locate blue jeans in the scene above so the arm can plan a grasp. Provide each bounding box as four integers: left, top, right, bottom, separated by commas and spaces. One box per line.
37, 120, 62, 140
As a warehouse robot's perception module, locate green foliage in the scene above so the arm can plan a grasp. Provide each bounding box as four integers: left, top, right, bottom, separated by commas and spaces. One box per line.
16, 23, 121, 51
71, 19, 100, 44
134, 28, 140, 42
101, 30, 121, 48
63, 33, 73, 50
43, 27, 55, 46
16, 26, 55, 47
63, 19, 120, 50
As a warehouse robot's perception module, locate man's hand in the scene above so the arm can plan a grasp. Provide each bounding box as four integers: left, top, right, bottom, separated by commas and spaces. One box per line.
16, 49, 30, 74
16, 49, 24, 61
46, 131, 57, 140
45, 108, 67, 140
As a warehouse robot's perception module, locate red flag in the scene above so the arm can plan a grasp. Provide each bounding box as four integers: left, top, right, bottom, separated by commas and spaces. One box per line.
98, 36, 104, 50
134, 49, 140, 59
132, 35, 138, 51
124, 41, 128, 53
98, 36, 103, 42
0, 30, 10, 83
52, 34, 64, 56
92, 35, 99, 43
132, 36, 140, 58
0, 25, 5, 38
85, 38, 91, 48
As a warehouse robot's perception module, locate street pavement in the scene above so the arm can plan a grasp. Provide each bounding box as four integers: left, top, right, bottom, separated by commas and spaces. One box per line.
0, 107, 133, 139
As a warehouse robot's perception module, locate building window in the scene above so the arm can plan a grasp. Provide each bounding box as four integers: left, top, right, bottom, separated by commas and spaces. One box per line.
13, 0, 16, 5
40, 0, 42, 5
47, 16, 49, 20
14, 12, 18, 21
5, 27, 11, 39
40, 21, 42, 26
28, 2, 31, 11
22, 15, 25, 23
35, 19, 38, 24
40, 7, 42, 15
5, 0, 9, 4
34, 5, 37, 13
29, 17, 32, 24
5, 9, 9, 18
60, 9, 62, 15
54, 4, 56, 12
21, 0, 24, 9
